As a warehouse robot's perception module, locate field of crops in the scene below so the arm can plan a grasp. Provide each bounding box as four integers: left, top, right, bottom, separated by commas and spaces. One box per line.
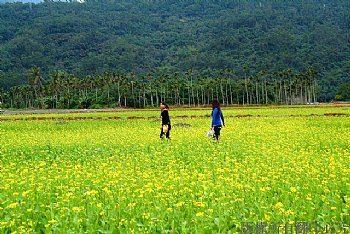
1, 106, 350, 233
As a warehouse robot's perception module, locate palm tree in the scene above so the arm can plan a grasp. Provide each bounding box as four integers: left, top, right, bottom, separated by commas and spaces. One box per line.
102, 72, 112, 103
197, 73, 207, 105
110, 72, 121, 106
242, 65, 249, 105
0, 87, 4, 106
238, 79, 246, 105
223, 68, 235, 105
257, 70, 268, 104
116, 73, 123, 107
28, 65, 44, 108
306, 67, 317, 103
145, 74, 154, 107
48, 70, 62, 108
218, 70, 226, 105
185, 69, 196, 106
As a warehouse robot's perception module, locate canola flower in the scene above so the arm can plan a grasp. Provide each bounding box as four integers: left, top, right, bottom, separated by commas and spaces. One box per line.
0, 107, 349, 233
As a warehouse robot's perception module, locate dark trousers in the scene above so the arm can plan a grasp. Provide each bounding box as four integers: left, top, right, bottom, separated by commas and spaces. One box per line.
160, 124, 171, 139
213, 125, 222, 140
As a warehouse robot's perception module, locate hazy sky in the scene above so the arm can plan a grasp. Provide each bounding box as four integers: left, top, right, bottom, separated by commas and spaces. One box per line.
0, 0, 43, 2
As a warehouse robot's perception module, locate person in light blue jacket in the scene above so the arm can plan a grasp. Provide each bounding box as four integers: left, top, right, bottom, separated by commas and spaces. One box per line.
211, 100, 225, 140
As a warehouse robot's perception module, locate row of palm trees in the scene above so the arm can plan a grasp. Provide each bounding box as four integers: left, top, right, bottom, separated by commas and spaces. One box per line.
1, 66, 317, 109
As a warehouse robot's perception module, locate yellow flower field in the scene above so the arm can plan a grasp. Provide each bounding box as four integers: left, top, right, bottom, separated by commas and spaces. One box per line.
0, 106, 349, 233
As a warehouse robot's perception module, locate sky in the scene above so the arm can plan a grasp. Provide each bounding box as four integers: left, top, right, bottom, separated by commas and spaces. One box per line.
0, 0, 43, 2
0, 0, 85, 3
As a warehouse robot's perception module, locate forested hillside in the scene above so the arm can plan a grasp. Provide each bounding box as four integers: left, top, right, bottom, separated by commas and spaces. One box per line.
0, 0, 349, 106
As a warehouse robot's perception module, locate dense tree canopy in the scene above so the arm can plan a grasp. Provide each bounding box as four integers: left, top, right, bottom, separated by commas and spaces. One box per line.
0, 0, 349, 104
335, 82, 350, 101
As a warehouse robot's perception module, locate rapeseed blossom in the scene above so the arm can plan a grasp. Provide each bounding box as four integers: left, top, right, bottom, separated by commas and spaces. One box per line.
1, 107, 349, 233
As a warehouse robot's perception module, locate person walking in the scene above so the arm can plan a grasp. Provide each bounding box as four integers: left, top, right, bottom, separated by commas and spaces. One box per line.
211, 100, 225, 141
160, 102, 171, 139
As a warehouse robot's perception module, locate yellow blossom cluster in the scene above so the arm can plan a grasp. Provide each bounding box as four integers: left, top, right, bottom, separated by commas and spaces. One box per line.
0, 107, 349, 232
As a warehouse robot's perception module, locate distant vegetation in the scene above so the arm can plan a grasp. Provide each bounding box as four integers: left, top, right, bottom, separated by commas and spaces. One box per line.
0, 0, 349, 107
1, 66, 319, 109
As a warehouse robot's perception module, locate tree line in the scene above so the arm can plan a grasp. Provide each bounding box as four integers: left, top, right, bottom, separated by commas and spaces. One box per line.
0, 67, 318, 109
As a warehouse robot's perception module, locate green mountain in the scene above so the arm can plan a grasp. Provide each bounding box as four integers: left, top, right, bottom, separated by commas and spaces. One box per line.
0, 0, 349, 101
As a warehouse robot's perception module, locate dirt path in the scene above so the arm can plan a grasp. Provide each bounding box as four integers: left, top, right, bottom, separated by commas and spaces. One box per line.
1, 103, 349, 116
0, 108, 127, 115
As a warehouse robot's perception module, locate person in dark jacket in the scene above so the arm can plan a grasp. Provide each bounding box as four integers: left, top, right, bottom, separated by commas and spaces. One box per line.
211, 100, 225, 141
160, 102, 171, 139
